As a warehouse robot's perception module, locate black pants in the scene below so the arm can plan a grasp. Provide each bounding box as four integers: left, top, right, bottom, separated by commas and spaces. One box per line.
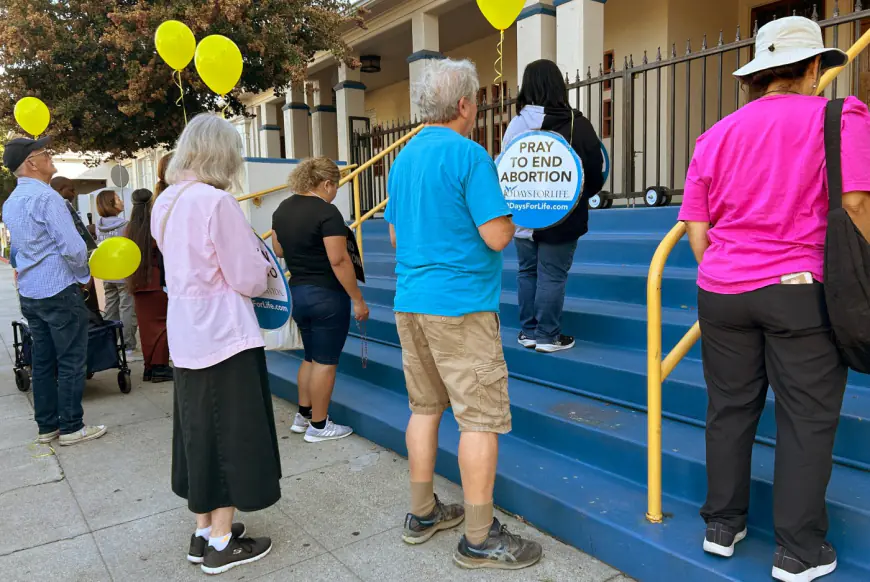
698, 283, 847, 566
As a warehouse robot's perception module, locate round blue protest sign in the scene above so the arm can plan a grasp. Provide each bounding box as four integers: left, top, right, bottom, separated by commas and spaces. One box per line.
253, 240, 291, 330
496, 130, 585, 230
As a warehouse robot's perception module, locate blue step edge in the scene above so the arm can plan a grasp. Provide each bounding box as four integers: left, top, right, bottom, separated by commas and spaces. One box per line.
265, 351, 869, 582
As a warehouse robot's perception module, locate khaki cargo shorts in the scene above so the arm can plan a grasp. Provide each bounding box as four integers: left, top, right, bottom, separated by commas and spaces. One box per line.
395, 312, 511, 434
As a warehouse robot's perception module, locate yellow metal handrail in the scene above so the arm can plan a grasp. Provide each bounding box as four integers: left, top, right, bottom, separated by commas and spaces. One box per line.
341, 124, 426, 261
644, 28, 870, 524
237, 164, 359, 204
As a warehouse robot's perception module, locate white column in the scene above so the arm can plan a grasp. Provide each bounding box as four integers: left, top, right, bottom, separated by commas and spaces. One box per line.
258, 102, 282, 158
283, 84, 311, 159
517, 1, 557, 83
408, 12, 443, 121
334, 62, 365, 163
556, 0, 604, 82
312, 79, 339, 159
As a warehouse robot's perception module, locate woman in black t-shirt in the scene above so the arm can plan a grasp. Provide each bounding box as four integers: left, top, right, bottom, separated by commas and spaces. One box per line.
272, 157, 369, 443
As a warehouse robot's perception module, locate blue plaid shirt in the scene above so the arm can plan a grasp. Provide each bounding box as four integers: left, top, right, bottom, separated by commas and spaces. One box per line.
2, 177, 89, 299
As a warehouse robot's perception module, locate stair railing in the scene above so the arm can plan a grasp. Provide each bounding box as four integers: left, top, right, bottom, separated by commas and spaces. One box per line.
645, 28, 870, 524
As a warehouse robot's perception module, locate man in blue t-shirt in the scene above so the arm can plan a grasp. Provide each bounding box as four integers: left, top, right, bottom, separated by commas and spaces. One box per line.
385, 58, 542, 570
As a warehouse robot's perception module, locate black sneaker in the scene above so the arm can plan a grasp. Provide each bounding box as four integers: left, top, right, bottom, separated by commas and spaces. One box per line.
151, 365, 174, 383
454, 517, 543, 570
187, 523, 247, 564
702, 522, 747, 557
517, 332, 536, 349
201, 535, 272, 575
143, 367, 152, 382
772, 542, 837, 582
402, 495, 465, 545
535, 335, 575, 354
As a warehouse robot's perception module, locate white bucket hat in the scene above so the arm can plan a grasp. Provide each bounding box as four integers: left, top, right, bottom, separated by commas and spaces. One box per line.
733, 16, 847, 78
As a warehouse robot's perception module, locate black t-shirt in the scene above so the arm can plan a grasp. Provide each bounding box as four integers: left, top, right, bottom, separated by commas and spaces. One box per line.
272, 195, 348, 293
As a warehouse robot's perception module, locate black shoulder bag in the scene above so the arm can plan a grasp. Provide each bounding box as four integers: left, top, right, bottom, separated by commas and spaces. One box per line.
823, 98, 870, 373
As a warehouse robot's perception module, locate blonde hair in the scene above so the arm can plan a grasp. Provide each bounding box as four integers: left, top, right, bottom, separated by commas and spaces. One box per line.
288, 157, 341, 194
166, 114, 243, 192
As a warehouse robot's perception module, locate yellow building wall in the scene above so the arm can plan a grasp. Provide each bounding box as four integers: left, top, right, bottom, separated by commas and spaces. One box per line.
365, 80, 411, 127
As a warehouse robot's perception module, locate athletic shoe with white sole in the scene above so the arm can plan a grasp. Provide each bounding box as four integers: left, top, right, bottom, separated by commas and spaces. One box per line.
772, 542, 837, 582
304, 418, 353, 443
702, 522, 747, 557
517, 332, 536, 349
402, 495, 465, 545
201, 536, 272, 575
535, 335, 575, 354
59, 425, 107, 446
37, 429, 59, 444
454, 518, 543, 570
290, 413, 310, 434
187, 523, 246, 564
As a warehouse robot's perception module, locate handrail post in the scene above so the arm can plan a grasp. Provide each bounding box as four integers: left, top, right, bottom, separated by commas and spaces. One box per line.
353, 174, 364, 265
646, 222, 686, 524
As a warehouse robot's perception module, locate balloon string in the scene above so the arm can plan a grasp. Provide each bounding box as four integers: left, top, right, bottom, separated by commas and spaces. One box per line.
221, 100, 229, 119
495, 30, 504, 92
174, 70, 188, 126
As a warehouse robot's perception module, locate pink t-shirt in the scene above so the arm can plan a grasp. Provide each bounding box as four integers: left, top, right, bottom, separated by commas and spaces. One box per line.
679, 95, 870, 294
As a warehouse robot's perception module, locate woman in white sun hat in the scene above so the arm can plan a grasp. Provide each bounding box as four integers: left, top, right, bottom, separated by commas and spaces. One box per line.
680, 16, 870, 582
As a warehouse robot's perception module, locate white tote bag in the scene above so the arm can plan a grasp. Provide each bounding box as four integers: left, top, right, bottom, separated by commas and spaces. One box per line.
262, 317, 303, 351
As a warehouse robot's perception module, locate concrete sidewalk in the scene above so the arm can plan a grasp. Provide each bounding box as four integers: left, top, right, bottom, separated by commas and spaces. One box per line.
0, 264, 628, 582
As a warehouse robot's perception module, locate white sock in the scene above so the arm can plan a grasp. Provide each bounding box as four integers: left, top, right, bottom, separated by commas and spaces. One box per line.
208, 533, 232, 552
196, 526, 211, 539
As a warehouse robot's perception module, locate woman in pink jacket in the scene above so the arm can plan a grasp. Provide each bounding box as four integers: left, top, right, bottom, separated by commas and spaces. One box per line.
151, 114, 280, 575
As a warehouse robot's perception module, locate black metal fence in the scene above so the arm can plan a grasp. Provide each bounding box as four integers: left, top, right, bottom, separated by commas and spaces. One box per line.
351, 3, 870, 215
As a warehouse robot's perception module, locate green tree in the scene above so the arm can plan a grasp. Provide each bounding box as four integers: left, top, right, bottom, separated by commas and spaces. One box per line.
0, 0, 364, 158
0, 143, 15, 211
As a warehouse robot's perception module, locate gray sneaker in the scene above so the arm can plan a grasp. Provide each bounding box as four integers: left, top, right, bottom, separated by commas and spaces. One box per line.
37, 429, 59, 444
59, 425, 107, 446
304, 418, 353, 443
290, 413, 310, 434
402, 495, 465, 545
454, 517, 543, 570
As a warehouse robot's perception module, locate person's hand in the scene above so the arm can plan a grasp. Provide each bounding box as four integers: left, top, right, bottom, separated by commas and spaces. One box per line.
353, 298, 370, 322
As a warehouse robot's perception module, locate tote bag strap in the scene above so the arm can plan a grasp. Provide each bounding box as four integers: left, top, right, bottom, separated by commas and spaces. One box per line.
159, 181, 197, 243
824, 99, 845, 212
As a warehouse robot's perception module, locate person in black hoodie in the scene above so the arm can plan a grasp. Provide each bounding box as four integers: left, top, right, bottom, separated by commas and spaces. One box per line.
503, 59, 605, 353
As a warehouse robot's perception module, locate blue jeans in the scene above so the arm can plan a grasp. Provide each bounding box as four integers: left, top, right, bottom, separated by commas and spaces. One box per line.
290, 285, 351, 366
515, 238, 577, 343
19, 285, 89, 435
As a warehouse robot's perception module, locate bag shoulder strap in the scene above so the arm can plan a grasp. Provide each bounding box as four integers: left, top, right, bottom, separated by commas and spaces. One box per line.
158, 181, 197, 243
824, 99, 845, 211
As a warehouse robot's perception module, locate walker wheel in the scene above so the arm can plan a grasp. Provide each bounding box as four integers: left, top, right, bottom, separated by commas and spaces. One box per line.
15, 368, 30, 392
118, 370, 132, 394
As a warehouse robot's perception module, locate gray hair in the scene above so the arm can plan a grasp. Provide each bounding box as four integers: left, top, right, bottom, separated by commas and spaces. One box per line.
166, 113, 243, 192
412, 58, 480, 124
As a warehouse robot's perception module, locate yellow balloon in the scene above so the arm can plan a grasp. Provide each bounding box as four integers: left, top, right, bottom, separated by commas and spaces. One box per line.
89, 237, 141, 281
195, 35, 243, 96
477, 0, 525, 31
155, 20, 196, 71
14, 97, 50, 137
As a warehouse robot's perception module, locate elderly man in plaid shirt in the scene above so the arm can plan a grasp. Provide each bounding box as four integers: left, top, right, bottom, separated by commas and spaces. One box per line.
2, 137, 106, 447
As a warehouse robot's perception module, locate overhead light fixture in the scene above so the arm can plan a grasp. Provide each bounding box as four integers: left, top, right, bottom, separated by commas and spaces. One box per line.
360, 54, 381, 73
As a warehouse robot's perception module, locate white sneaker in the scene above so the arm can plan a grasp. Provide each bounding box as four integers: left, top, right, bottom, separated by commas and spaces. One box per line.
59, 425, 107, 446
125, 350, 143, 363
291, 413, 310, 434
304, 418, 353, 443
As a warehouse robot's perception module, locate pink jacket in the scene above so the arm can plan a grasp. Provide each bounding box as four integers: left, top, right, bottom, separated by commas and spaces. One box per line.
151, 177, 271, 370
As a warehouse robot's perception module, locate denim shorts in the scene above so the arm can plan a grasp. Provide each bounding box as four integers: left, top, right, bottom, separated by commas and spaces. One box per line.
290, 285, 351, 366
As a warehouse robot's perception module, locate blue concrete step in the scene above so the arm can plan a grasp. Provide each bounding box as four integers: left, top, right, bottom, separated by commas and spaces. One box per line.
361, 232, 699, 268
360, 277, 702, 359
361, 254, 699, 309
266, 348, 870, 581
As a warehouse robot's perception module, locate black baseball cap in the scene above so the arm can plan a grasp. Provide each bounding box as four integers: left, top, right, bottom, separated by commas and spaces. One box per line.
3, 136, 52, 172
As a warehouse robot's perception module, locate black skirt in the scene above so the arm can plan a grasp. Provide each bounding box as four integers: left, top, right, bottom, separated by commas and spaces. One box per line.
172, 347, 282, 514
